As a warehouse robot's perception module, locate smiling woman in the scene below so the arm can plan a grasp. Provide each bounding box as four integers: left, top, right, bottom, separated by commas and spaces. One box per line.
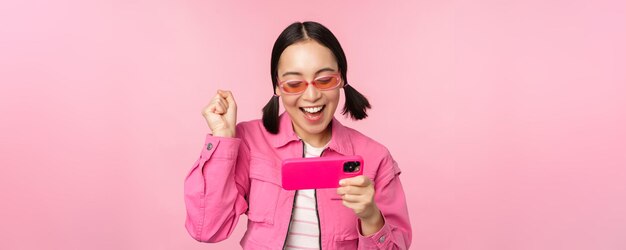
184, 21, 411, 249
262, 22, 371, 137
273, 40, 343, 146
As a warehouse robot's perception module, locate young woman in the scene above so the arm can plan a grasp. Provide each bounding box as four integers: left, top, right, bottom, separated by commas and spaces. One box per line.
184, 21, 411, 249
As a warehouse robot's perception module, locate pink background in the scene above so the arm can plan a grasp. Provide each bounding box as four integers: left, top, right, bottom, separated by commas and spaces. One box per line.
1, 0, 625, 249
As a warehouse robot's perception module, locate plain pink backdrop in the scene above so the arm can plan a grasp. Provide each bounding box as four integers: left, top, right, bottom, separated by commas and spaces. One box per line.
1, 0, 625, 249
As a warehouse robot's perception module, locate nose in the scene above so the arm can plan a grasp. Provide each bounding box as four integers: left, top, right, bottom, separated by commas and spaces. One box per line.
301, 81, 322, 102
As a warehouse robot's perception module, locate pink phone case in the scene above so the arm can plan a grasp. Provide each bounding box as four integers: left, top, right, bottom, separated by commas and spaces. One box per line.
281, 155, 364, 190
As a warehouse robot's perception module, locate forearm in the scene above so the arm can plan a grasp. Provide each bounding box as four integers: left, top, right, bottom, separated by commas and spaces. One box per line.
184, 135, 248, 242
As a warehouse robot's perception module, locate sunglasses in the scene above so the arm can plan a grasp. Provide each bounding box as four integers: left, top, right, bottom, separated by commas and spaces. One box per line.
277, 74, 343, 95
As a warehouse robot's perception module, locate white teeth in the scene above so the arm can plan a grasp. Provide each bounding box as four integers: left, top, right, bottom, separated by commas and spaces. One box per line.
302, 106, 323, 113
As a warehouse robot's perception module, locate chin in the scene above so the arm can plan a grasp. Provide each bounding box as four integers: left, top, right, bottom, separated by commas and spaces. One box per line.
289, 111, 331, 134
304, 122, 330, 134
286, 102, 337, 135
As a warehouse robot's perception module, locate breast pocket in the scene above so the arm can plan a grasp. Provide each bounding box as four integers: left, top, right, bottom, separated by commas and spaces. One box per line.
247, 156, 282, 225
334, 235, 358, 249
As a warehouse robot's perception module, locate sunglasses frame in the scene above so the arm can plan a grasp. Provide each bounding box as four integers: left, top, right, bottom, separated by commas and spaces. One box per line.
277, 73, 343, 95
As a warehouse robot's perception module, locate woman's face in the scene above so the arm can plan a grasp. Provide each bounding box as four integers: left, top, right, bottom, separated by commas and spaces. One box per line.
276, 40, 342, 141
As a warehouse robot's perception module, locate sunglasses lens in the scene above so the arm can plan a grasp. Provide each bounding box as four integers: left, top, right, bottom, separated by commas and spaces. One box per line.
280, 75, 340, 94
282, 80, 307, 93
313, 76, 339, 90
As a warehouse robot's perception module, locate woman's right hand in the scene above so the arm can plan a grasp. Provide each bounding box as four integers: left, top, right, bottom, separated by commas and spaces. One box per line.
202, 90, 237, 138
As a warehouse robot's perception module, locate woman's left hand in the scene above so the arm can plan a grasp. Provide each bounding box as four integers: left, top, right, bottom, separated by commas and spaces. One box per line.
337, 175, 384, 235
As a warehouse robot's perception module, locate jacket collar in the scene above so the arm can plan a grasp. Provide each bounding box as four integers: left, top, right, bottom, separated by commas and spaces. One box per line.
269, 112, 354, 156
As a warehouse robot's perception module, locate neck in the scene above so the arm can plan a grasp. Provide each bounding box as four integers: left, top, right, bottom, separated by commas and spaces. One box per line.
293, 124, 332, 148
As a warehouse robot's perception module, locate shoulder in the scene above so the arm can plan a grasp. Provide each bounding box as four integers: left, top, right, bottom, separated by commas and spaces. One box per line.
234, 118, 268, 141
235, 118, 263, 133
338, 124, 401, 183
341, 125, 392, 157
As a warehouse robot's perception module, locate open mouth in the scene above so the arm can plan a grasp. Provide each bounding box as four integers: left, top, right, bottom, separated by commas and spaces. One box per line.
299, 105, 325, 121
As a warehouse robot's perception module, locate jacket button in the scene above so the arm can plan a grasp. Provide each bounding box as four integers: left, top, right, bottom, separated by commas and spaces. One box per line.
378, 236, 385, 243
206, 143, 213, 150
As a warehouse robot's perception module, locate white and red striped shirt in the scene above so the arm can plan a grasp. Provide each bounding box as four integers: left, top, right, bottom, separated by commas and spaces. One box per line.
284, 141, 327, 250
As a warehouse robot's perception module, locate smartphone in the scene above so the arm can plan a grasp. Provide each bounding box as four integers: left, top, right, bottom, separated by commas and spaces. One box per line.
281, 155, 364, 190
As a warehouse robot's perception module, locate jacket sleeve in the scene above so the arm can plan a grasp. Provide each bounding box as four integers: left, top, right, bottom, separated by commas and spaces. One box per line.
183, 125, 251, 242
357, 152, 412, 249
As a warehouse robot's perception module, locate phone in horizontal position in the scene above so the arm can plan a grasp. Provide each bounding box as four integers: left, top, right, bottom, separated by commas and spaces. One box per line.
281, 155, 364, 190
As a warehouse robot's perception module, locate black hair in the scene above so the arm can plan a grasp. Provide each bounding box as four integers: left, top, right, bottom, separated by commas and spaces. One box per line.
262, 21, 371, 134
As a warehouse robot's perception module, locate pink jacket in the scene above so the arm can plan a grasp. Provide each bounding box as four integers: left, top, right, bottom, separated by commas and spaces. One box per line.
184, 113, 412, 249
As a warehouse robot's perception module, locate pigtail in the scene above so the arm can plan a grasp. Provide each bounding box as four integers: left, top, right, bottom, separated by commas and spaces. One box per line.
342, 84, 371, 120
262, 95, 280, 134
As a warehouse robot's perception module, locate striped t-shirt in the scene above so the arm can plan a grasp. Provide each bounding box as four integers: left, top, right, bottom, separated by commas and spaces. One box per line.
284, 141, 327, 250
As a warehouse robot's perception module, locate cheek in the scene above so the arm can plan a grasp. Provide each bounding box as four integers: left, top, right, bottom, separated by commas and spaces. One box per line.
281, 96, 299, 109
326, 91, 341, 106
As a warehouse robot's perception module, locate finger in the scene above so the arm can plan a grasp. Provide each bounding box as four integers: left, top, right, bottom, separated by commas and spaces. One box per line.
341, 200, 353, 210
203, 95, 220, 115
340, 193, 364, 203
339, 176, 371, 187
217, 97, 228, 110
339, 185, 368, 196
207, 105, 217, 114
336, 187, 347, 196
209, 95, 229, 112
211, 93, 225, 104
341, 200, 366, 213
218, 90, 236, 106
213, 103, 226, 115
347, 186, 368, 195
337, 186, 357, 195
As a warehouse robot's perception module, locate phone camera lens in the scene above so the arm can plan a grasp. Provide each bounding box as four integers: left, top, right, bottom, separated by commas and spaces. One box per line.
343, 161, 360, 173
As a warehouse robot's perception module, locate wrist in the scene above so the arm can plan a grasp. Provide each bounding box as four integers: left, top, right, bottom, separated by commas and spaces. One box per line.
359, 207, 384, 236
361, 207, 383, 226
212, 130, 235, 138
